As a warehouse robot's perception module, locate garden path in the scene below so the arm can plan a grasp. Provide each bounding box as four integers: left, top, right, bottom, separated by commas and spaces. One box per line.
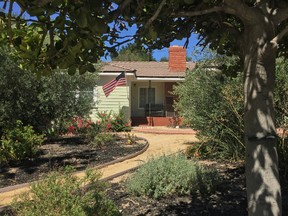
0, 127, 198, 207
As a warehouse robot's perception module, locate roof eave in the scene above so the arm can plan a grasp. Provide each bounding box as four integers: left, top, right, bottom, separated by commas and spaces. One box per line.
136, 77, 185, 81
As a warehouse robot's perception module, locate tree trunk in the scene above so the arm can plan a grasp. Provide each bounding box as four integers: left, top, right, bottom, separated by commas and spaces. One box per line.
243, 24, 282, 216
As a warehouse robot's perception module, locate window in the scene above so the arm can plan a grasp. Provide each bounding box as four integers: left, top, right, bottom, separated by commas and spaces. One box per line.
139, 87, 155, 108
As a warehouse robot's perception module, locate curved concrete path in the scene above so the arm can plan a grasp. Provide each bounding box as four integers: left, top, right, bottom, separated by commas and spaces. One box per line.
0, 130, 198, 207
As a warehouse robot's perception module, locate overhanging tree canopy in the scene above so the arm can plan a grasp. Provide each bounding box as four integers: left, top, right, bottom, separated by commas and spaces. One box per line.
1, 0, 288, 215
111, 43, 155, 61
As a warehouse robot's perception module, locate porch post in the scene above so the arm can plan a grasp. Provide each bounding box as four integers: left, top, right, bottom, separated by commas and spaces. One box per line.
148, 80, 152, 126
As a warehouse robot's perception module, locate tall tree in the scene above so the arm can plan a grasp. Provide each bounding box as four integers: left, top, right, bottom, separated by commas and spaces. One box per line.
159, 56, 168, 62
112, 43, 155, 61
2, 1, 288, 215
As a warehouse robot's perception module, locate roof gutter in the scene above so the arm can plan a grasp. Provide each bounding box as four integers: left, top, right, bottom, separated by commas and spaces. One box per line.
136, 77, 185, 81
99, 72, 135, 76
99, 72, 185, 81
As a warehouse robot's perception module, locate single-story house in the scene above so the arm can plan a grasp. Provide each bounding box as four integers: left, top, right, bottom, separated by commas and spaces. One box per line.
92, 46, 196, 126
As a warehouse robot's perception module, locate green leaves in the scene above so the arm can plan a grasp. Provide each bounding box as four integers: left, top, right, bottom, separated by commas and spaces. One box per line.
0, 120, 44, 164
174, 53, 245, 160
112, 43, 155, 61
184, 0, 195, 4
27, 8, 44, 16
86, 63, 96, 72
91, 18, 108, 34
76, 10, 88, 28
0, 1, 112, 76
54, 16, 66, 29
12, 167, 120, 216
82, 38, 95, 49
148, 26, 158, 40
0, 50, 99, 136
68, 65, 77, 75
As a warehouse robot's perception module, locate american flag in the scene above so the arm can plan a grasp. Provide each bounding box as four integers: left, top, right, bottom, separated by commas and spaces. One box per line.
102, 72, 126, 97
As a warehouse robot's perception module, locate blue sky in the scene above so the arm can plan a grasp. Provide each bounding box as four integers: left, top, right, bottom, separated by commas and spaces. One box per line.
102, 24, 201, 62
151, 35, 200, 61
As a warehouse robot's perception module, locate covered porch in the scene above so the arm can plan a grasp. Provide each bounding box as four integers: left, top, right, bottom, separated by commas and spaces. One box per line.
130, 81, 183, 127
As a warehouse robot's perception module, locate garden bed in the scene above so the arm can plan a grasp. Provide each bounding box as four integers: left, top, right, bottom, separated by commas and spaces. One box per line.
105, 160, 288, 216
0, 133, 147, 189
106, 162, 248, 216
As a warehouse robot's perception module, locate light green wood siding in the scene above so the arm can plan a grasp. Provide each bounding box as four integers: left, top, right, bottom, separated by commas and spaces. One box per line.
91, 76, 130, 121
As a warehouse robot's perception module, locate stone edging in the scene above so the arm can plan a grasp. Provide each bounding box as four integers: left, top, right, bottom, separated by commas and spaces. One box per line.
0, 137, 149, 195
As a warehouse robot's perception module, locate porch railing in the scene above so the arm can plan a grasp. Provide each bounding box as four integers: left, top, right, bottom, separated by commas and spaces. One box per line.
145, 104, 175, 117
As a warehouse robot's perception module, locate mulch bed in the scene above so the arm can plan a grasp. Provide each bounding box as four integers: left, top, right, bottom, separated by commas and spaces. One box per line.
106, 161, 288, 216
106, 162, 248, 216
0, 133, 147, 189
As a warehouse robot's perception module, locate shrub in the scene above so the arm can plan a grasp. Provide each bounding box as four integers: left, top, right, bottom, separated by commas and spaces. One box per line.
90, 133, 115, 148
175, 55, 288, 161
65, 116, 93, 135
0, 49, 99, 135
11, 167, 120, 216
125, 132, 137, 145
126, 154, 220, 199
0, 120, 44, 164
110, 111, 131, 132
95, 111, 114, 132
174, 57, 245, 160
88, 111, 131, 135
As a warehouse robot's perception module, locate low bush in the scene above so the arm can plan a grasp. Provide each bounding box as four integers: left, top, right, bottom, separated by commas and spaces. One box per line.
0, 120, 44, 164
90, 133, 116, 148
65, 116, 93, 135
63, 111, 131, 145
126, 154, 220, 199
125, 132, 138, 145
11, 167, 120, 216
110, 111, 131, 132
94, 111, 131, 133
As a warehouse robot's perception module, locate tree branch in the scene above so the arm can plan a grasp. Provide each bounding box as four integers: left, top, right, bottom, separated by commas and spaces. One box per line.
107, 37, 135, 49
142, 0, 166, 31
36, 28, 48, 58
118, 0, 133, 13
37, 0, 53, 7
273, 6, 288, 23
271, 25, 288, 47
2, 0, 8, 10
113, 0, 133, 19
173, 1, 257, 25
173, 5, 250, 23
223, 0, 258, 22
7, 0, 14, 44
173, 6, 232, 17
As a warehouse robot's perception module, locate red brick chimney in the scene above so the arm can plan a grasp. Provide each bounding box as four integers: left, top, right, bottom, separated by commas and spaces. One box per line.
168, 46, 186, 72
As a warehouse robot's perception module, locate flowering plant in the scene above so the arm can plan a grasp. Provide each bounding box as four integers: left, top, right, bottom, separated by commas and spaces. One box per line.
66, 116, 93, 135
65, 111, 131, 139
95, 111, 131, 133
185, 142, 206, 159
